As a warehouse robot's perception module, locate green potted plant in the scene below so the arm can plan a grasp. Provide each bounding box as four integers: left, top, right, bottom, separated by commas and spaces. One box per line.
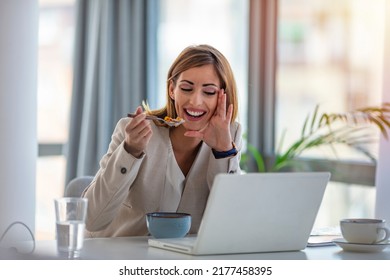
240, 103, 390, 172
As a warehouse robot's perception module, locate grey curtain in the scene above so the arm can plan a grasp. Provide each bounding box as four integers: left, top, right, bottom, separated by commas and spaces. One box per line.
65, 0, 158, 186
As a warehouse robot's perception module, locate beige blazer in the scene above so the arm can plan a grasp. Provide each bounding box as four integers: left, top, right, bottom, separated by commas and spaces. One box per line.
82, 117, 242, 237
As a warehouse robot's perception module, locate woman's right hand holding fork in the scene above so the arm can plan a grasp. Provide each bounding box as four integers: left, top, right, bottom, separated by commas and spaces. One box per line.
124, 106, 153, 158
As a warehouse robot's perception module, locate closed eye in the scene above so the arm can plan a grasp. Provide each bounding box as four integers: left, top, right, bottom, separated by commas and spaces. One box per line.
203, 86, 217, 95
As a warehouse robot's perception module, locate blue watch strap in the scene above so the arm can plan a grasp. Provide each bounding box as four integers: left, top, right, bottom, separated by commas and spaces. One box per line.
212, 142, 238, 159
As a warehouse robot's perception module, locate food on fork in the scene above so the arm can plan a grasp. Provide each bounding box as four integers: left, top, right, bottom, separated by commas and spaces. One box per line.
127, 113, 185, 127
164, 116, 183, 123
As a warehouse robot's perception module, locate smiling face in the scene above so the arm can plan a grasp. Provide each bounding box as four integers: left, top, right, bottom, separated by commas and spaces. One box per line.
169, 64, 220, 131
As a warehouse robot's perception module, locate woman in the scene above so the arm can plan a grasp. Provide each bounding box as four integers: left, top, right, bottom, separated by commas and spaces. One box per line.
82, 44, 242, 237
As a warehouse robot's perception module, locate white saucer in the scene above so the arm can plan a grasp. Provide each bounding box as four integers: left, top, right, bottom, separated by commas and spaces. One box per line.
332, 238, 390, 253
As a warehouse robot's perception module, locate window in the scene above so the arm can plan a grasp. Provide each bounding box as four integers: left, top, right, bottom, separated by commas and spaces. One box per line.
277, 0, 385, 160
37, 0, 76, 239
276, 0, 386, 227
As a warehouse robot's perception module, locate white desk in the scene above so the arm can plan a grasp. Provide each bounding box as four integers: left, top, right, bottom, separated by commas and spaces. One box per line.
5, 236, 390, 260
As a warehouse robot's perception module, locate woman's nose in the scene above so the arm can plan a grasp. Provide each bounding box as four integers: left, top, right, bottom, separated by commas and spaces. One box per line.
189, 89, 203, 105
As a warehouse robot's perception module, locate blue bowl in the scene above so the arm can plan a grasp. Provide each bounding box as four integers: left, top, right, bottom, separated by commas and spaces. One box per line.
146, 212, 191, 238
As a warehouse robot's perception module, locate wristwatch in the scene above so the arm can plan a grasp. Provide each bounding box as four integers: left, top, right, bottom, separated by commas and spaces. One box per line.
212, 142, 238, 159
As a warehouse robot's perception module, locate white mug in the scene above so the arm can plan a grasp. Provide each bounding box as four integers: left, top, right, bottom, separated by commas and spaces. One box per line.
340, 218, 390, 244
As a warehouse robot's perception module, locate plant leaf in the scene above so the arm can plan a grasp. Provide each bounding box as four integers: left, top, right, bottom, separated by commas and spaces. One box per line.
247, 143, 266, 172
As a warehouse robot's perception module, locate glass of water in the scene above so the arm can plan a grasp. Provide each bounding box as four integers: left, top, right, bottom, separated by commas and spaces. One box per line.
54, 197, 88, 259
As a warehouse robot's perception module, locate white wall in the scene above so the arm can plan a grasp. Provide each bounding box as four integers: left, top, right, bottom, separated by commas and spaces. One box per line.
0, 0, 38, 244
375, 3, 390, 223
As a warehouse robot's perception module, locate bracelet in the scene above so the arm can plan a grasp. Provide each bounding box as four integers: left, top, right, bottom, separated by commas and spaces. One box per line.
212, 142, 238, 159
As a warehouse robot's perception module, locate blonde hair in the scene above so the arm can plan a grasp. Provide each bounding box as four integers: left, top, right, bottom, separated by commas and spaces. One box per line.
148, 44, 238, 126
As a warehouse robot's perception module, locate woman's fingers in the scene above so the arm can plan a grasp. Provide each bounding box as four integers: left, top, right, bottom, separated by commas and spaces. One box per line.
215, 89, 227, 118
124, 106, 152, 156
226, 103, 233, 123
184, 130, 204, 139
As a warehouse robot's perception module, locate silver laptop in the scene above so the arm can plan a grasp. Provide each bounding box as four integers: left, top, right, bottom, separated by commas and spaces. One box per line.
148, 172, 330, 255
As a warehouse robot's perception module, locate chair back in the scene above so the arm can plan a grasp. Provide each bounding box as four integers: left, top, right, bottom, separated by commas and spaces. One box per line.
65, 176, 94, 197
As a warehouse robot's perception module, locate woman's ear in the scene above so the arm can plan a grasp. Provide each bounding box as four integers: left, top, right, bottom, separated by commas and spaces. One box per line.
168, 81, 175, 100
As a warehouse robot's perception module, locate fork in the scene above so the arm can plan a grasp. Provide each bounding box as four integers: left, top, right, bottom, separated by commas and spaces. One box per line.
127, 113, 185, 127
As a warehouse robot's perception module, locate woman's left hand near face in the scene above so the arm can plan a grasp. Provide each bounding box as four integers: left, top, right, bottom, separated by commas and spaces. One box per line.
184, 89, 233, 151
